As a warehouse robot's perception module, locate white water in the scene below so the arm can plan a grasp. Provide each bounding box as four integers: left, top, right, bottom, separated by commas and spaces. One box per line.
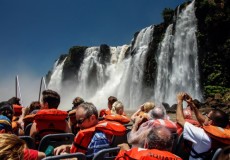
118, 26, 154, 108
48, 58, 67, 93
154, 0, 202, 106
47, 1, 202, 110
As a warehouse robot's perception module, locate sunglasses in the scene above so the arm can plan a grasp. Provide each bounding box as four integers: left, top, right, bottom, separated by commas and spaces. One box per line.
205, 113, 212, 121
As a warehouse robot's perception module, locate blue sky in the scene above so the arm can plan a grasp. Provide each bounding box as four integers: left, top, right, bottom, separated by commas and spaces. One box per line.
0, 0, 186, 105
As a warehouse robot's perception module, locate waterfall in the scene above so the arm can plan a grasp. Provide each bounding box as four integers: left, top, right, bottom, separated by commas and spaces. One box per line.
75, 47, 105, 98
48, 58, 67, 93
154, 24, 174, 104
154, 0, 202, 106
68, 26, 154, 109
118, 25, 154, 108
47, 1, 202, 110
64, 45, 131, 109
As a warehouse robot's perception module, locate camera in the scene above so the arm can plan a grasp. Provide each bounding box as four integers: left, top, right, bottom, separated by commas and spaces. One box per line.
184, 95, 189, 100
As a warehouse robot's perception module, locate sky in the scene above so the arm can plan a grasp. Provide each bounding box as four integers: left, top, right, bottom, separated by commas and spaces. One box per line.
0, 0, 186, 106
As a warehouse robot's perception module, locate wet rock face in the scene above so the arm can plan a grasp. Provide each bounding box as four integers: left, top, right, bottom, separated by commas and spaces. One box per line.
99, 44, 111, 65
62, 46, 87, 82
165, 94, 230, 120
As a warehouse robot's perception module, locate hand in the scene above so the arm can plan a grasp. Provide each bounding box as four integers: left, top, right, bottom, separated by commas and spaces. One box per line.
140, 104, 145, 111
177, 92, 185, 103
184, 93, 192, 103
134, 115, 144, 126
118, 143, 130, 150
53, 145, 71, 155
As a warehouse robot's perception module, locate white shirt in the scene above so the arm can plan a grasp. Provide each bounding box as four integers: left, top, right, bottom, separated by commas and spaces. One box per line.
183, 122, 212, 160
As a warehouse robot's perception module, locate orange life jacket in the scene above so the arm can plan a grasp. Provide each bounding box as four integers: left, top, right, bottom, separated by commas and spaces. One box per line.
99, 109, 111, 117
23, 114, 36, 129
70, 121, 126, 154
104, 114, 130, 124
203, 125, 230, 145
11, 116, 21, 135
11, 121, 20, 134
13, 104, 23, 116
115, 147, 182, 160
34, 109, 68, 137
149, 119, 177, 133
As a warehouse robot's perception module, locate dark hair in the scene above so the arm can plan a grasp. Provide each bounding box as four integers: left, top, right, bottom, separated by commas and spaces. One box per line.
210, 108, 229, 128
7, 97, 21, 105
146, 126, 173, 151
108, 96, 117, 106
78, 102, 98, 119
29, 101, 41, 113
0, 101, 13, 120
72, 97, 84, 109
42, 90, 60, 109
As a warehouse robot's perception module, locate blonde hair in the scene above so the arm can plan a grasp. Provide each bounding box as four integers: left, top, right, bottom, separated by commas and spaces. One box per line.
0, 134, 26, 160
143, 102, 155, 113
111, 101, 124, 115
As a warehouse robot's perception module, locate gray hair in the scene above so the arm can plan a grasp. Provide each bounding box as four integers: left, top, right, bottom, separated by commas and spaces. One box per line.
146, 126, 173, 151
78, 102, 98, 118
148, 106, 167, 120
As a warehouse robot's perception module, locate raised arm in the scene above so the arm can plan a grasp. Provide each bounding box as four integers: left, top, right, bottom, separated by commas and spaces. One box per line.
187, 100, 206, 125
176, 92, 186, 127
130, 105, 143, 122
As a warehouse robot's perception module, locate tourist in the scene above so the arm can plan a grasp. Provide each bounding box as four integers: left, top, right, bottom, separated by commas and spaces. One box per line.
116, 126, 182, 160
22, 101, 41, 130
103, 101, 130, 124
0, 115, 13, 133
0, 101, 13, 121
131, 101, 155, 122
0, 133, 46, 160
71, 96, 84, 110
128, 105, 177, 148
54, 102, 110, 157
68, 97, 84, 134
99, 96, 117, 117
176, 92, 230, 160
30, 89, 71, 140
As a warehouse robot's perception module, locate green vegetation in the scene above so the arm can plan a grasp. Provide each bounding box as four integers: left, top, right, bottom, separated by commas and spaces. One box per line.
196, 0, 230, 97
162, 8, 174, 25
204, 85, 230, 100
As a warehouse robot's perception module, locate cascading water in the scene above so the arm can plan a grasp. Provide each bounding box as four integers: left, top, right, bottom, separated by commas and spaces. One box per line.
47, 1, 202, 110
117, 25, 154, 108
154, 0, 202, 106
75, 47, 105, 99
154, 24, 174, 104
48, 58, 67, 93
62, 26, 154, 109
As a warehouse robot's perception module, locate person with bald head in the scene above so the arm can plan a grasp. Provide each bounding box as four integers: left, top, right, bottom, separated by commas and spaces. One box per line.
116, 126, 182, 160
128, 105, 177, 148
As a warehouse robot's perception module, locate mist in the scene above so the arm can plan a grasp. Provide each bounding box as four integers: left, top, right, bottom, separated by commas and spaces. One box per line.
0, 72, 42, 107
